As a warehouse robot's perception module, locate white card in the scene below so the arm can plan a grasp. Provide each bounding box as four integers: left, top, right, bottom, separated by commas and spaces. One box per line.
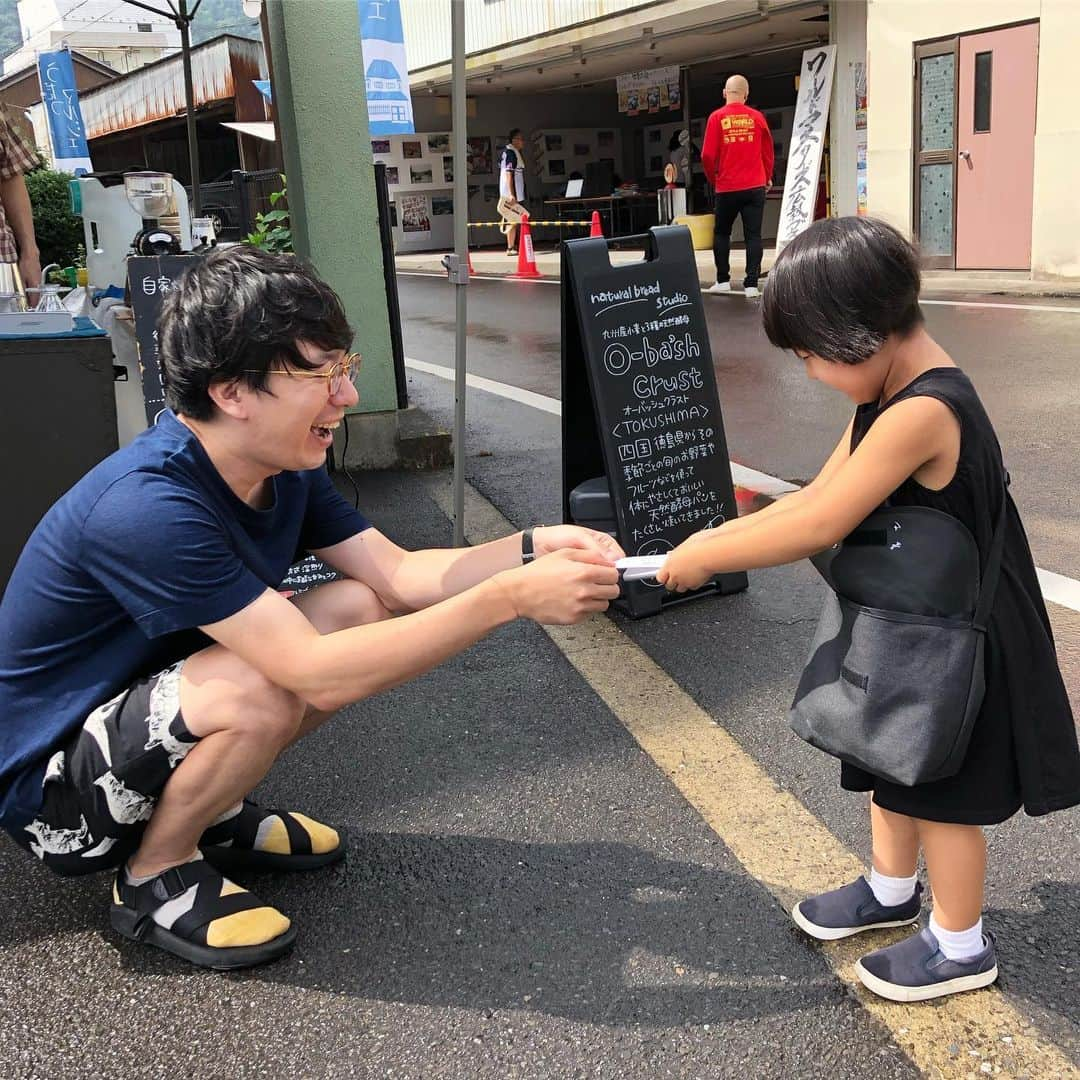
616, 555, 668, 581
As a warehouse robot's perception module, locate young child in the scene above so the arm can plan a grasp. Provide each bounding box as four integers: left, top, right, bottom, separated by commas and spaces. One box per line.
657, 216, 1080, 1002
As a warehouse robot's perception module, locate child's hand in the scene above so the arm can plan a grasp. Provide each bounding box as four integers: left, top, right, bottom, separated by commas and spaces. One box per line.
656, 543, 714, 593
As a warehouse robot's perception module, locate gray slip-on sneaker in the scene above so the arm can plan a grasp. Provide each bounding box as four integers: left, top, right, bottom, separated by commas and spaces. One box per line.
855, 926, 998, 1002
791, 876, 923, 941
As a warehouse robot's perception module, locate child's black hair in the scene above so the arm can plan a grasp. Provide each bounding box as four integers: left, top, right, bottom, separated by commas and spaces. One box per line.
762, 216, 924, 365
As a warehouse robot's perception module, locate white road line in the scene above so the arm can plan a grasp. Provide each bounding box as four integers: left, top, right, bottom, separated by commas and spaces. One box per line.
406, 355, 1080, 614
728, 462, 800, 497
921, 299, 1080, 314
398, 271, 1080, 311
1037, 568, 1080, 612
405, 356, 561, 415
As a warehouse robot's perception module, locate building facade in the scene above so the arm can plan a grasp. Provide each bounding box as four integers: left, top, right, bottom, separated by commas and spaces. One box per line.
865, 0, 1078, 280
397, 0, 1078, 280
3, 0, 180, 77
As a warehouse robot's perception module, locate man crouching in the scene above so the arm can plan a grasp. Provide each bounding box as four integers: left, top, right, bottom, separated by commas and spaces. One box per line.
0, 246, 621, 970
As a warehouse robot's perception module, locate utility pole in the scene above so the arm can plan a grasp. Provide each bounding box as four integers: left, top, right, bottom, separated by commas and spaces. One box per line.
450, 0, 468, 546
124, 0, 204, 215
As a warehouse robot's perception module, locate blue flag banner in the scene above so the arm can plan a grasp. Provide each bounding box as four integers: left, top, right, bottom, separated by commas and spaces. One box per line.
358, 0, 414, 135
37, 49, 93, 175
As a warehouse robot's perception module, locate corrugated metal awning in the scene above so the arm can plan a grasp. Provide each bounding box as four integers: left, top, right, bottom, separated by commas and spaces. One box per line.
80, 35, 267, 139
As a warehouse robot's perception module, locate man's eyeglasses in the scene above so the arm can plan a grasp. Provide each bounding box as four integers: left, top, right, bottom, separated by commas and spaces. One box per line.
246, 352, 361, 396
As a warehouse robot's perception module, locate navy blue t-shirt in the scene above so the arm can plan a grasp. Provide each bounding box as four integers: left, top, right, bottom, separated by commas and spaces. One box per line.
0, 411, 370, 833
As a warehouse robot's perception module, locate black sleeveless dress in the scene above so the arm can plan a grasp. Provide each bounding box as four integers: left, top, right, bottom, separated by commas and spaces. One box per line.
839, 367, 1080, 824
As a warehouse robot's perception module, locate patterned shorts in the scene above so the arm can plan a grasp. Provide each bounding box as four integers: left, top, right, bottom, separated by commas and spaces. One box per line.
496, 197, 527, 233
17, 662, 200, 877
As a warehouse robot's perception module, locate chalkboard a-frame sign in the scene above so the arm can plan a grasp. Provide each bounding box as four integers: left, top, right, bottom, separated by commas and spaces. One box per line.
561, 226, 748, 618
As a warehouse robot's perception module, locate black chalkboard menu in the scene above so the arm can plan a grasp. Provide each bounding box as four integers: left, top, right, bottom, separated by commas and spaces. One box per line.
128, 254, 202, 425
561, 225, 747, 617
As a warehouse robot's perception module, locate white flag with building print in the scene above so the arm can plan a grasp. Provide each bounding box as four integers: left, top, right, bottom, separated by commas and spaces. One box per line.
359, 0, 415, 135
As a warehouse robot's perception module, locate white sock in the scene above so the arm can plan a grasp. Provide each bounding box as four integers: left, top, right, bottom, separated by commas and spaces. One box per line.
124, 849, 203, 886
124, 852, 207, 929
929, 912, 985, 961
868, 867, 918, 908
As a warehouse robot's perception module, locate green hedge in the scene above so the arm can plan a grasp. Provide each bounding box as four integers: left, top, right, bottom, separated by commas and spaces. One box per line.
24, 167, 85, 272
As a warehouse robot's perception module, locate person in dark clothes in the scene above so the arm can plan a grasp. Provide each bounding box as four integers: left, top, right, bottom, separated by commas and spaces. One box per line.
658, 216, 1080, 1002
700, 74, 773, 298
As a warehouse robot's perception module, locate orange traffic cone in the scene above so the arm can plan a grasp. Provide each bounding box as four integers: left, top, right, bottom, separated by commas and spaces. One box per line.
589, 210, 604, 238
513, 216, 542, 279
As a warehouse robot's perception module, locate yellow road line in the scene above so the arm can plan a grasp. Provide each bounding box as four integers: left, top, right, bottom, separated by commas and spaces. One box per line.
428, 477, 1080, 1080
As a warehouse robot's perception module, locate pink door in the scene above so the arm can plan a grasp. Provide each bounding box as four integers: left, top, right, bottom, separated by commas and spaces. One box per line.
955, 22, 1039, 269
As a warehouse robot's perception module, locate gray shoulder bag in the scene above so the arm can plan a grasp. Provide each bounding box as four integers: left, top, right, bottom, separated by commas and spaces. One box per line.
789, 483, 1007, 787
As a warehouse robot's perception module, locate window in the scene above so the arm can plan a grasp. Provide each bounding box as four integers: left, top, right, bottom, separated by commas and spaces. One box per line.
913, 39, 958, 269
974, 51, 992, 133
137, 22, 153, 32
919, 53, 955, 152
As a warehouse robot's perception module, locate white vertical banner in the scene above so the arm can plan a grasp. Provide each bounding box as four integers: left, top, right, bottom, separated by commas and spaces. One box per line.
777, 45, 837, 249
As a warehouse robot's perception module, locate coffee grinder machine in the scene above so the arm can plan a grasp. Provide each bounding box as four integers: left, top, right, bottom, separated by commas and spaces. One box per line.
123, 171, 183, 257
73, 171, 194, 293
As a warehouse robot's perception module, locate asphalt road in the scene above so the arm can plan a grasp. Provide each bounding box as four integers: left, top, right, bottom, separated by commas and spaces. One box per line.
398, 273, 1080, 580
0, 470, 916, 1080
397, 271, 1080, 1066
0, 274, 1075, 1078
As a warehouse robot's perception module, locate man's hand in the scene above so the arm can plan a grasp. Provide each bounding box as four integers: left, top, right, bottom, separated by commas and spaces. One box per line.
533, 525, 625, 563
656, 541, 714, 594
18, 245, 40, 294
493, 549, 620, 625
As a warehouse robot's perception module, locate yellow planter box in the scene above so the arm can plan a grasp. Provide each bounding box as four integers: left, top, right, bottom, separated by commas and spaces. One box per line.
674, 213, 714, 251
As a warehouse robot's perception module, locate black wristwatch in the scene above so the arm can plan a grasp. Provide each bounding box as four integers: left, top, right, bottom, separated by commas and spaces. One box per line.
521, 526, 540, 564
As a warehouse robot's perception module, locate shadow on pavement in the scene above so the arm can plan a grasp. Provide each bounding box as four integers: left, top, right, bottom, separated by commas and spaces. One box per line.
3, 831, 843, 1028
134, 832, 837, 1026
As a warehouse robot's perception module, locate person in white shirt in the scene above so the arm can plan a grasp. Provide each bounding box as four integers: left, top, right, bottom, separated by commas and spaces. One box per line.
497, 129, 527, 255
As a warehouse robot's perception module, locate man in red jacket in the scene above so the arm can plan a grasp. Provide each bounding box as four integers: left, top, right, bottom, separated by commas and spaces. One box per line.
701, 74, 774, 298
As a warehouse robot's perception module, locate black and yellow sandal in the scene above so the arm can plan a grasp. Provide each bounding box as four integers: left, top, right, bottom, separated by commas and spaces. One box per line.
110, 860, 296, 971
199, 799, 346, 874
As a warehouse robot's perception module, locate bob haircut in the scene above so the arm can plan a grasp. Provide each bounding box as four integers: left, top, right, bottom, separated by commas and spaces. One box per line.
159, 245, 353, 420
762, 216, 924, 365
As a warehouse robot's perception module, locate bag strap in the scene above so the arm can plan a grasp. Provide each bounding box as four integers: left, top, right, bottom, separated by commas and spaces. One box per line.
973, 470, 1009, 632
